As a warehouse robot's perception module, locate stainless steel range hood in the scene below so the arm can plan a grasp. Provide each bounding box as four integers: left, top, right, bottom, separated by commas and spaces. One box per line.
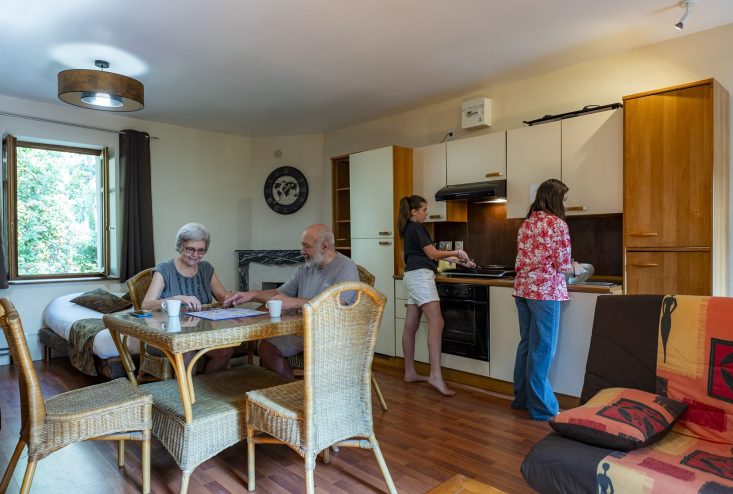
435, 180, 507, 202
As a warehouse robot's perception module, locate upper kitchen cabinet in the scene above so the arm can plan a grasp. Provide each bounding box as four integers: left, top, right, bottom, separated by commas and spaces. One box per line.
446, 132, 506, 185
506, 121, 561, 218
561, 109, 623, 216
413, 143, 467, 223
623, 79, 729, 295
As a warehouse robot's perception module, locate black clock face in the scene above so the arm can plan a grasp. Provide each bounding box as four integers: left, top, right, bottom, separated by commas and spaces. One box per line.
264, 166, 309, 214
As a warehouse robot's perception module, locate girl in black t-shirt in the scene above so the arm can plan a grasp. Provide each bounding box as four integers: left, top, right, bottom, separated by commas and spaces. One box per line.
397, 195, 475, 396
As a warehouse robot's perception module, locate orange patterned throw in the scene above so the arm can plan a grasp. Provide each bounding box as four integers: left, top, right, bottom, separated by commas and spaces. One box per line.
596, 296, 733, 493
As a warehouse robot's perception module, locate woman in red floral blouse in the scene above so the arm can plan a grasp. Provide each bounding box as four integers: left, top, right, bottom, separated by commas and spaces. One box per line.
512, 179, 584, 420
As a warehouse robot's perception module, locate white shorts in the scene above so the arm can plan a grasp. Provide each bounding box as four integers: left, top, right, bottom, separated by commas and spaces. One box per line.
403, 268, 440, 306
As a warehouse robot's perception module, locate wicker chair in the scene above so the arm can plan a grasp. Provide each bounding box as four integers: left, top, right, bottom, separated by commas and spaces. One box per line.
285, 264, 388, 411
141, 364, 288, 494
246, 282, 397, 493
127, 267, 173, 380
0, 298, 153, 494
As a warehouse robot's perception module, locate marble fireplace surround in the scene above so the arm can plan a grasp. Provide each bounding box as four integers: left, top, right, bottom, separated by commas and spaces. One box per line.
236, 250, 305, 291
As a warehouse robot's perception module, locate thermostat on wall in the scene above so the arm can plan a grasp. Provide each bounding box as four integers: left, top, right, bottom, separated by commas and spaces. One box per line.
461, 97, 491, 129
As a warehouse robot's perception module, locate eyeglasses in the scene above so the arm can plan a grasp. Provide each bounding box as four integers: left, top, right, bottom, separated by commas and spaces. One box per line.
184, 247, 207, 255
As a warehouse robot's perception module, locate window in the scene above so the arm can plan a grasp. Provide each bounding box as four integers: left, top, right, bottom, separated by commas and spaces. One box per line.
3, 136, 110, 280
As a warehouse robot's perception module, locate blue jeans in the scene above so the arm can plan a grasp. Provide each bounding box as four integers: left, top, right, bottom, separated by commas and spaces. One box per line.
512, 297, 560, 420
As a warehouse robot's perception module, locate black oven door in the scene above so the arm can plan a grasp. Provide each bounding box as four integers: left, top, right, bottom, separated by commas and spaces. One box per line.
437, 283, 489, 361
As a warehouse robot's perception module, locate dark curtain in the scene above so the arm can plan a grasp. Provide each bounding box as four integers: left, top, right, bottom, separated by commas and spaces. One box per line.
0, 243, 7, 289
119, 130, 155, 281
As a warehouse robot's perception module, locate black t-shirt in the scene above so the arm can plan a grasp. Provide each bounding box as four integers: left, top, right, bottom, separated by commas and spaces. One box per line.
403, 221, 437, 273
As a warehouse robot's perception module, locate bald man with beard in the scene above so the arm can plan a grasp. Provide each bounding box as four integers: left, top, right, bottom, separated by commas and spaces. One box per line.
223, 224, 358, 379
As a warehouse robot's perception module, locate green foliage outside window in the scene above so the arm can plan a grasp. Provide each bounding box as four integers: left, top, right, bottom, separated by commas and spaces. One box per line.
16, 147, 101, 275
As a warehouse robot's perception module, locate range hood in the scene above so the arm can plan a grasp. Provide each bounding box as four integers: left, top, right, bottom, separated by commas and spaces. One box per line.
435, 179, 507, 202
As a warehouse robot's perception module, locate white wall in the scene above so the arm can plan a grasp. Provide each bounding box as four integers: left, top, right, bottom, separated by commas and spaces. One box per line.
322, 23, 733, 294
249, 135, 325, 249
0, 94, 253, 362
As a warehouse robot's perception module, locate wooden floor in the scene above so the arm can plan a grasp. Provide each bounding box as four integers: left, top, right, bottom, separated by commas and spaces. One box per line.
0, 359, 549, 493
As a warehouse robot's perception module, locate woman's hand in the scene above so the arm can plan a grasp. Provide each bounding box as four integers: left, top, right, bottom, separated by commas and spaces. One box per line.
570, 261, 585, 277
456, 249, 470, 261
174, 295, 202, 311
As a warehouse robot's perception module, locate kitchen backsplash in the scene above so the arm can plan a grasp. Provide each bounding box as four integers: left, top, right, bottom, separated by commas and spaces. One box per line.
431, 203, 623, 277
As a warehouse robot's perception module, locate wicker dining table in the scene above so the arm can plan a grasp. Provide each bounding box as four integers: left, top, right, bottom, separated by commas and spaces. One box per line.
103, 310, 303, 424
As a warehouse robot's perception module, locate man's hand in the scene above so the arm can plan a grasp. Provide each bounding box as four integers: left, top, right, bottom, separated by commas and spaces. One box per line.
270, 293, 307, 310
223, 291, 254, 308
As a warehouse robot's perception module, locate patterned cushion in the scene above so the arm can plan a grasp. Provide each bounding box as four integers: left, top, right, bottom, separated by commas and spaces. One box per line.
70, 289, 132, 314
550, 387, 687, 451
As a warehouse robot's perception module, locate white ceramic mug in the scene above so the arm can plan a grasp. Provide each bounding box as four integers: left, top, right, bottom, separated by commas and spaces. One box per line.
162, 299, 182, 317
266, 299, 283, 318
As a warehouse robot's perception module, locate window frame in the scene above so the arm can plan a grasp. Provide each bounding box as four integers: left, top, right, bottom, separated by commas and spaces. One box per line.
5, 137, 111, 281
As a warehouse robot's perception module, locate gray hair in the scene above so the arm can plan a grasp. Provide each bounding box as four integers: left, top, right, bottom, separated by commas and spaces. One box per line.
315, 228, 335, 250
175, 223, 211, 252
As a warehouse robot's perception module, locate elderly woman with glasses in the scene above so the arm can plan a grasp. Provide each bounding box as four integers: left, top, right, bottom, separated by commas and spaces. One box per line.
142, 222, 233, 373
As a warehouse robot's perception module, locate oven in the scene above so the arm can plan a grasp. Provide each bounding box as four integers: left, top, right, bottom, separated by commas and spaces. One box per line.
437, 282, 489, 361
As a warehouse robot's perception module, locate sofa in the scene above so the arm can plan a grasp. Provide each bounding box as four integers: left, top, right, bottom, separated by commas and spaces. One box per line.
521, 294, 733, 493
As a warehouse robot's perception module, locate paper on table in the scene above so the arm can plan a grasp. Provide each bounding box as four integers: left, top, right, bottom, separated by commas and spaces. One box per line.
185, 308, 267, 320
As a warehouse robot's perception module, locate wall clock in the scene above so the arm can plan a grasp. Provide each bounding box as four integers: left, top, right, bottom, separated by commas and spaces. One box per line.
264, 165, 309, 214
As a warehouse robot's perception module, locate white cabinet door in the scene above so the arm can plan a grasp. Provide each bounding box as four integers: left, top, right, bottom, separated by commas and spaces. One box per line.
447, 132, 506, 185
489, 286, 520, 382
549, 292, 598, 397
350, 147, 394, 238
413, 143, 447, 222
506, 122, 561, 218
561, 110, 623, 215
352, 238, 395, 356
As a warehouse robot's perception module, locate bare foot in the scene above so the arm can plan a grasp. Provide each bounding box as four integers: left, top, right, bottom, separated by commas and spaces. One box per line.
404, 371, 429, 383
428, 376, 456, 396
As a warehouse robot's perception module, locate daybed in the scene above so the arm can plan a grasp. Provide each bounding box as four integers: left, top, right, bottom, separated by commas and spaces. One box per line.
40, 291, 140, 379
522, 294, 733, 493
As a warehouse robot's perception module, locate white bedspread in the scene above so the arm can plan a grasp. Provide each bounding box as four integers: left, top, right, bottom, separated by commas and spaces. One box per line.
43, 292, 140, 359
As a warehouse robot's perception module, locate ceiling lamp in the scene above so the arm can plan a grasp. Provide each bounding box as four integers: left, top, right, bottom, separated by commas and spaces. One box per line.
674, 0, 696, 31
58, 60, 144, 111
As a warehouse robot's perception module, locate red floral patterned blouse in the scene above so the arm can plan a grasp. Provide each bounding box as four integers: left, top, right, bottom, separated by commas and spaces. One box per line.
513, 211, 573, 301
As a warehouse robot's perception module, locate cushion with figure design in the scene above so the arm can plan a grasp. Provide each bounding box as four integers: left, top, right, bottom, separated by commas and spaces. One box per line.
549, 387, 686, 451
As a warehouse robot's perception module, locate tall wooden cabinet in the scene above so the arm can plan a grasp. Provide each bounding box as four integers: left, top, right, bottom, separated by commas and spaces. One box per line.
623, 79, 729, 295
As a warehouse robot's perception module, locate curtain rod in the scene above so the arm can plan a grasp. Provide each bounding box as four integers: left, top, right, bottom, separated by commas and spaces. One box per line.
0, 110, 160, 139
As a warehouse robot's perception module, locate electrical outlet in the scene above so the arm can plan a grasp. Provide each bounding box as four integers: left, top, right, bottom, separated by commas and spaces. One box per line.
454, 240, 464, 251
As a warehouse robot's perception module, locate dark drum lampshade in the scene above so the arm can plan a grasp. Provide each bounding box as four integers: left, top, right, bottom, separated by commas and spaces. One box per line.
58, 60, 144, 112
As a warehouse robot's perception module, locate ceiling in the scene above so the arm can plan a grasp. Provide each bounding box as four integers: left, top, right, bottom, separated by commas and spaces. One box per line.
2, 0, 733, 137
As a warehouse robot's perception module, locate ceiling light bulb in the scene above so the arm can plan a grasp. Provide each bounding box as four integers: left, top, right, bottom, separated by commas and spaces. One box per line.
81, 92, 124, 107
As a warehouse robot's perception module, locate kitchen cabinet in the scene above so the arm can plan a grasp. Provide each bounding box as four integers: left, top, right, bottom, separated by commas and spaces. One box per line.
489, 286, 599, 398
348, 146, 412, 356
350, 147, 395, 238
394, 280, 429, 363
506, 122, 561, 218
623, 79, 728, 295
446, 132, 506, 185
625, 251, 711, 296
561, 109, 623, 216
413, 143, 466, 222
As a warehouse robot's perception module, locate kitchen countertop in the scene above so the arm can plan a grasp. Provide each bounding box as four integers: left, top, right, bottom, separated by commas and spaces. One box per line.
394, 274, 623, 294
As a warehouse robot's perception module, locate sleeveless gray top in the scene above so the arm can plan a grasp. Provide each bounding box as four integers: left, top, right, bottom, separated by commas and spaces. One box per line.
154, 259, 215, 304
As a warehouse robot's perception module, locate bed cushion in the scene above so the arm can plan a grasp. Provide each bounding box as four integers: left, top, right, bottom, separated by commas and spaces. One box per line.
70, 289, 132, 314
549, 387, 686, 451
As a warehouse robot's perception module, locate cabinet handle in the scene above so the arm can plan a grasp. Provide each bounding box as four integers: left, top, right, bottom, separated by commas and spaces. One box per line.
565, 206, 588, 212
378, 231, 392, 236
485, 171, 504, 178
629, 263, 659, 268
429, 214, 443, 219
379, 241, 392, 246
629, 232, 658, 237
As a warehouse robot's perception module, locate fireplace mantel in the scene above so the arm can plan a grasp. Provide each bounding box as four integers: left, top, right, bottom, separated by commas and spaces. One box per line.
236, 250, 304, 291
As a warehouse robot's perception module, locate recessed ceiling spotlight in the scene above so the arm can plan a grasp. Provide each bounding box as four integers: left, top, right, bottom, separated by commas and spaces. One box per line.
674, 0, 696, 31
